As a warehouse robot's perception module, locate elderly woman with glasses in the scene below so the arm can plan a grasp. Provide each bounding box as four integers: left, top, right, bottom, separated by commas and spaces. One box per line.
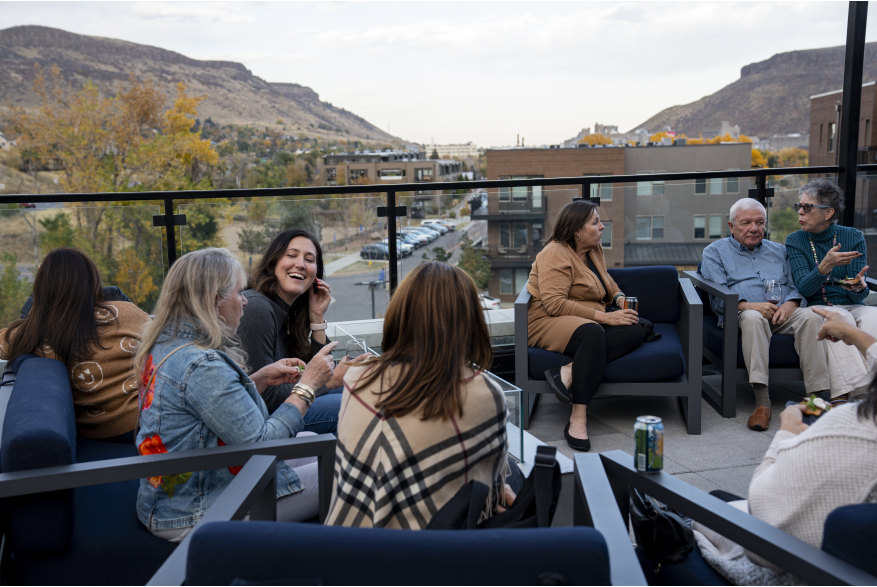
786, 178, 877, 399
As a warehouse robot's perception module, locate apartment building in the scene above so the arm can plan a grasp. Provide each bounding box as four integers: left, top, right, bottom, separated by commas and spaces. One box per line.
322, 150, 462, 187
483, 142, 752, 301
422, 142, 480, 158
809, 82, 876, 167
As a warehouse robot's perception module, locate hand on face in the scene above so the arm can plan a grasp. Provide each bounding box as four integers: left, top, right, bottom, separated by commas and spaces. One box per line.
309, 277, 332, 321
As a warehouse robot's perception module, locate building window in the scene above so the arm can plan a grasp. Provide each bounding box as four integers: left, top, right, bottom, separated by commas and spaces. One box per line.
379, 169, 404, 178
515, 268, 530, 294
819, 123, 823, 144
828, 122, 836, 152
532, 223, 543, 245
727, 176, 739, 194
694, 215, 706, 239
637, 172, 653, 196
349, 169, 368, 183
500, 269, 513, 295
709, 214, 722, 239
326, 167, 337, 182
602, 221, 612, 248
415, 168, 433, 181
531, 185, 543, 208
866, 119, 871, 146
513, 223, 528, 248
653, 178, 665, 196
500, 223, 510, 248
586, 175, 612, 201
695, 178, 706, 194
637, 216, 664, 240
512, 176, 528, 201
709, 177, 722, 195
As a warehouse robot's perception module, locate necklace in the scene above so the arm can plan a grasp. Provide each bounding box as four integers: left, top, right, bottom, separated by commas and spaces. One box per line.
808, 232, 837, 306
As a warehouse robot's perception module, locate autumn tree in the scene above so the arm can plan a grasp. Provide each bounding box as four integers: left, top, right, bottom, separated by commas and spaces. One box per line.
776, 148, 808, 168
752, 149, 768, 169
456, 237, 491, 290
578, 134, 612, 146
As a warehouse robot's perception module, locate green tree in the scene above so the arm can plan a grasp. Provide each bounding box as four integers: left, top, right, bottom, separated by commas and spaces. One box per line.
768, 208, 800, 244
421, 246, 452, 263
0, 253, 32, 329
238, 225, 271, 269
457, 237, 491, 290
430, 148, 440, 160
277, 201, 320, 240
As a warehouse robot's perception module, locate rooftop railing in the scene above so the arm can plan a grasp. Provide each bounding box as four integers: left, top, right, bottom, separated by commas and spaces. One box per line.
0, 164, 858, 328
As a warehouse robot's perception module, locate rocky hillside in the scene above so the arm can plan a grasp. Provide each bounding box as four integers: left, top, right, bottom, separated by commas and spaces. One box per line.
0, 25, 398, 143
631, 43, 877, 137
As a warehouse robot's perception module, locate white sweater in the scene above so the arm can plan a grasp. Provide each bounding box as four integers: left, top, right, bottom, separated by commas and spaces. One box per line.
745, 402, 877, 564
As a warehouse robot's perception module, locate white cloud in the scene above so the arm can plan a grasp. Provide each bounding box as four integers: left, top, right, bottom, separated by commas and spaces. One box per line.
130, 1, 255, 23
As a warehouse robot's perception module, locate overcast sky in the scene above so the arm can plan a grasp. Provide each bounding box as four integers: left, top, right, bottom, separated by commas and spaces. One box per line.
3, 1, 875, 146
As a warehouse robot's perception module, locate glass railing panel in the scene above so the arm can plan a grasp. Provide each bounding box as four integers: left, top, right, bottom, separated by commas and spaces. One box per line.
0, 202, 165, 331
853, 173, 877, 279
178, 195, 390, 324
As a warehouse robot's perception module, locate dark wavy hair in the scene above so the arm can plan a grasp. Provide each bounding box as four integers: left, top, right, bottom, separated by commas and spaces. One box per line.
860, 376, 877, 423
248, 229, 324, 361
547, 200, 597, 249
4, 247, 112, 368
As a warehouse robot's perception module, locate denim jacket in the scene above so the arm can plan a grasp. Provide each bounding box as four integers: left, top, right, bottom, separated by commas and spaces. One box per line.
136, 322, 305, 531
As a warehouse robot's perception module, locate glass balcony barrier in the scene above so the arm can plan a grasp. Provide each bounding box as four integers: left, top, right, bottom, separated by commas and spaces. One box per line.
177, 195, 390, 324
0, 202, 165, 331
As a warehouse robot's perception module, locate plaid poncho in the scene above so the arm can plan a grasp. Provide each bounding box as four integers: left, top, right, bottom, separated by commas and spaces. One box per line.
325, 364, 510, 529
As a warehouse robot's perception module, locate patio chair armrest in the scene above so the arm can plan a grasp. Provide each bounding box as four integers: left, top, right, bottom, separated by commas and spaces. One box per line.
573, 453, 647, 586
515, 285, 532, 385
598, 451, 877, 585
683, 270, 739, 301
677, 278, 703, 382
148, 454, 278, 586
866, 277, 877, 292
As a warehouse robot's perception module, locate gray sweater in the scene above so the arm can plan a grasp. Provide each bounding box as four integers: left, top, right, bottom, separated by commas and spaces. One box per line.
237, 290, 330, 413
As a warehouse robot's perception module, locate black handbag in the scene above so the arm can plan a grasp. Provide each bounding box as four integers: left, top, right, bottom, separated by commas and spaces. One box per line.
426, 445, 562, 530
629, 487, 695, 565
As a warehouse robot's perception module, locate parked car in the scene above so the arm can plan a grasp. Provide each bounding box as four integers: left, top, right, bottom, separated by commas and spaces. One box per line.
378, 238, 413, 257
480, 294, 501, 310
413, 226, 442, 240
18, 203, 36, 209
399, 229, 430, 245
402, 228, 436, 243
434, 219, 456, 231
360, 243, 389, 260
421, 220, 449, 234
400, 234, 423, 248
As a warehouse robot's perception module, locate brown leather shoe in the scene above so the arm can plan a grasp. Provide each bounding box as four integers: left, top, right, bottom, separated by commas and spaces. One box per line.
747, 406, 771, 431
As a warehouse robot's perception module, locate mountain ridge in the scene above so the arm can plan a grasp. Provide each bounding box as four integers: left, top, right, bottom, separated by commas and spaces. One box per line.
0, 25, 399, 143
629, 42, 877, 138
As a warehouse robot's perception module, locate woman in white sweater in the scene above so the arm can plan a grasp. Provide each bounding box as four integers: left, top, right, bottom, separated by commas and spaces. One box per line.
693, 307, 877, 585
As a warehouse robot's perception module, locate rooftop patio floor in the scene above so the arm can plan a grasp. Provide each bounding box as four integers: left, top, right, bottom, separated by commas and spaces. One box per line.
528, 376, 811, 499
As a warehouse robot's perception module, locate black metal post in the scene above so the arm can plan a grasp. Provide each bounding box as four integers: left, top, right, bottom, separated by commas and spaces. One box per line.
750, 176, 767, 206
164, 197, 178, 267
370, 282, 376, 320
838, 1, 868, 227
386, 190, 398, 294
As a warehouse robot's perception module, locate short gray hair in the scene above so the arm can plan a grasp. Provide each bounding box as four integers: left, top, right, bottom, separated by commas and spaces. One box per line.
799, 179, 844, 224
729, 198, 766, 223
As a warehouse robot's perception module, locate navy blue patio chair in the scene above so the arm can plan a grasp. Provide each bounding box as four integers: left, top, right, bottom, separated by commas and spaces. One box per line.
151, 455, 646, 586
0, 355, 335, 586
515, 265, 703, 434
684, 266, 877, 418
586, 450, 877, 585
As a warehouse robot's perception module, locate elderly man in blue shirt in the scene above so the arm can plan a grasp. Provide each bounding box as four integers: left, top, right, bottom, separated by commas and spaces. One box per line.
701, 198, 854, 432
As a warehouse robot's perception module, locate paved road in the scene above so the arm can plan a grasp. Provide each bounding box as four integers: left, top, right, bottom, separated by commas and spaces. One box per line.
323, 229, 463, 322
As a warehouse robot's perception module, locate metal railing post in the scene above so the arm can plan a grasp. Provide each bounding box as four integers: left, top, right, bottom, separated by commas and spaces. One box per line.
838, 0, 868, 227
164, 197, 178, 267
386, 190, 398, 294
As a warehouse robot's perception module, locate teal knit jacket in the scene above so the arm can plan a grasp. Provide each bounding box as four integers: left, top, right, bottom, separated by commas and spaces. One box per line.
785, 224, 869, 306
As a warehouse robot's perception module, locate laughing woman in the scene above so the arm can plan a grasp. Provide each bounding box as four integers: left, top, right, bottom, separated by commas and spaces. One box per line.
237, 230, 367, 432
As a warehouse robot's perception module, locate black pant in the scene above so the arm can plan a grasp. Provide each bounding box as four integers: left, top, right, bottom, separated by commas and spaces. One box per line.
562, 323, 644, 405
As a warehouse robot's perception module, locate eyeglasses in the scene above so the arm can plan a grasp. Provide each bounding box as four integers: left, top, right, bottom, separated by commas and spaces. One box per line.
794, 203, 831, 214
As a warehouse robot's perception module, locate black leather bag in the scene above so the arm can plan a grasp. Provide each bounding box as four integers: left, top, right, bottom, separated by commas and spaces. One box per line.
629, 487, 695, 564
426, 446, 562, 530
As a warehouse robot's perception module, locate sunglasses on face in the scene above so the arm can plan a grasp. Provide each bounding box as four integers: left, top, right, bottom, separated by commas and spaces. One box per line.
794, 203, 831, 214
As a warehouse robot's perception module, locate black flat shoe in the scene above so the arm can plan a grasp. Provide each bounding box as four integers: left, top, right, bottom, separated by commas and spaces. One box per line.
564, 422, 591, 451
545, 367, 572, 404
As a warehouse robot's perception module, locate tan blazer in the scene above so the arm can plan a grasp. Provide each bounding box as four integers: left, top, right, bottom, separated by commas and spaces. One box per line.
526, 241, 621, 353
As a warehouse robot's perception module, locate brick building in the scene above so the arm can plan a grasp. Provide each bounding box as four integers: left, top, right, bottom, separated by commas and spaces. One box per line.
483, 143, 752, 301
322, 150, 462, 187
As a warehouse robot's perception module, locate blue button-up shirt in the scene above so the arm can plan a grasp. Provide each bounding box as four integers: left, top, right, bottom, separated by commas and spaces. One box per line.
700, 237, 805, 327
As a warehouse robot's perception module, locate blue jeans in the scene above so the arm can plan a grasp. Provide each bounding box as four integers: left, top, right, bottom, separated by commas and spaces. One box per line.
301, 387, 342, 434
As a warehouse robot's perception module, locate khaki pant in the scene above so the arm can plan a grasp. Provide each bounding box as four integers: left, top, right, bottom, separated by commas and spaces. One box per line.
807, 305, 877, 397
737, 307, 862, 397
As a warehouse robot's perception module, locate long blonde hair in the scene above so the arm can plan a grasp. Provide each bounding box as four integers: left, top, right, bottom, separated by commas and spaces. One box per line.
135, 248, 248, 374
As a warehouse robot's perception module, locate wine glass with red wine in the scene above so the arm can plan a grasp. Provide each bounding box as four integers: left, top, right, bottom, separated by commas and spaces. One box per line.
764, 280, 782, 305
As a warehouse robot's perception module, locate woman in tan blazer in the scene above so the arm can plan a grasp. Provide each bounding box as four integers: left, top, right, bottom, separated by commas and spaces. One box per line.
528, 200, 643, 450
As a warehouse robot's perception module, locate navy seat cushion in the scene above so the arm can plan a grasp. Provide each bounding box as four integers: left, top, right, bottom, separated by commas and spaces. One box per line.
636, 544, 730, 586
1, 356, 77, 555
529, 323, 685, 383
186, 522, 610, 586
608, 265, 680, 324
703, 315, 800, 367
822, 504, 877, 576
9, 438, 176, 586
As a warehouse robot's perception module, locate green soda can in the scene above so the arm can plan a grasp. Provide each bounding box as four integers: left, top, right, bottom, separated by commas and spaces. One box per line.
634, 416, 664, 472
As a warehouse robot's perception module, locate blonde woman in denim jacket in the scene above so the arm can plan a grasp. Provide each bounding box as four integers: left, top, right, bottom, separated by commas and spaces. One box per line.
134, 248, 337, 542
